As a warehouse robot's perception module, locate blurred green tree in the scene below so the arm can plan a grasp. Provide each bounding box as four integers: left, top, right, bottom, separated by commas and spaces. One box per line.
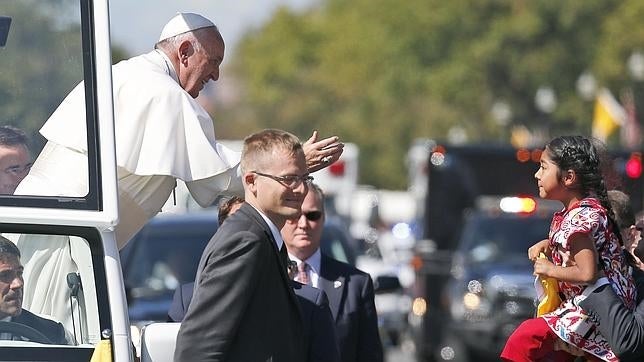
221, 0, 644, 189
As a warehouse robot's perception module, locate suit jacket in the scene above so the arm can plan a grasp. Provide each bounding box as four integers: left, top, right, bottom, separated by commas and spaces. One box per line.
12, 309, 68, 345
169, 281, 340, 362
319, 254, 383, 362
580, 268, 644, 362
174, 203, 305, 362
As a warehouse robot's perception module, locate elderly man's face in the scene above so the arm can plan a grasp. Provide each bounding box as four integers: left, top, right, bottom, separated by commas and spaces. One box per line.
0, 144, 31, 194
0, 254, 23, 319
181, 29, 225, 98
282, 189, 325, 260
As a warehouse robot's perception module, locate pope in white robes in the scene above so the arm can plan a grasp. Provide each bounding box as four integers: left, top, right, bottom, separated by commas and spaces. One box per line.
12, 13, 343, 341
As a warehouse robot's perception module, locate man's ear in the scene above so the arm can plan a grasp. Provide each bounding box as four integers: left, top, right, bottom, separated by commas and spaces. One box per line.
244, 173, 257, 193
177, 40, 194, 65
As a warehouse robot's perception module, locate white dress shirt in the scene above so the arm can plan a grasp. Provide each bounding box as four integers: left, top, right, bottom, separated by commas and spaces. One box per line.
288, 249, 322, 288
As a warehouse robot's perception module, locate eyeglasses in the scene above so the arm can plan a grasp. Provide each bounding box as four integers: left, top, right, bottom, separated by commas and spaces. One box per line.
303, 211, 323, 221
252, 171, 313, 189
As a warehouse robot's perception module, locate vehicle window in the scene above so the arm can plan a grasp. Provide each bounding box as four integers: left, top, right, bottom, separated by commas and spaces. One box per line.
120, 222, 217, 301
321, 223, 356, 265
0, 0, 103, 209
460, 216, 551, 262
0, 228, 108, 360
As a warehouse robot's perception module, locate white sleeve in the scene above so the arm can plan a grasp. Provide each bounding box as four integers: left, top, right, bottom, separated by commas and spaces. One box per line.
185, 164, 243, 208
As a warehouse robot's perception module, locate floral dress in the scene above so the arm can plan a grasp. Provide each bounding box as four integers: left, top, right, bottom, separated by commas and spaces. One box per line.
542, 197, 636, 361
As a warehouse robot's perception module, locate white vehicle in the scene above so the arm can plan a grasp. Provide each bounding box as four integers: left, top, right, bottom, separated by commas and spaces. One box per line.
1, 1, 131, 360
313, 142, 359, 217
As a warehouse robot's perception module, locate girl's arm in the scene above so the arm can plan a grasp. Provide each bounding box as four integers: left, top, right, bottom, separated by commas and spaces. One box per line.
533, 233, 598, 284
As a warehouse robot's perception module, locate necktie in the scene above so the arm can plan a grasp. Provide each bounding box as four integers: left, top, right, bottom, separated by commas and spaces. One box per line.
297, 262, 310, 285
279, 244, 292, 275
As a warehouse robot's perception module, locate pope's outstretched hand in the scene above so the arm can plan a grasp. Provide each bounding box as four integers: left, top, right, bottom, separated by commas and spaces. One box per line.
303, 130, 344, 173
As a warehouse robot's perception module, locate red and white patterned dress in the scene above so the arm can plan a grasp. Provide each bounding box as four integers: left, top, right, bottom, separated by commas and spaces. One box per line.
542, 197, 636, 361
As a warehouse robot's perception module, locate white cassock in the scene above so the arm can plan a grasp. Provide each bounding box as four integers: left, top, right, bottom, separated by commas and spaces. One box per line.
13, 50, 242, 342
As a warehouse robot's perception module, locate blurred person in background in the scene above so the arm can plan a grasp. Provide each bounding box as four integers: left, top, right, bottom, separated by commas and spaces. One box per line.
606, 190, 642, 267
282, 182, 383, 362
216, 195, 244, 225
0, 125, 32, 194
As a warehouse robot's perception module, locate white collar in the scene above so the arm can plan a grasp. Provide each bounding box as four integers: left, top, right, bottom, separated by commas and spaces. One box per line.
153, 49, 180, 84
288, 248, 321, 275
248, 204, 284, 251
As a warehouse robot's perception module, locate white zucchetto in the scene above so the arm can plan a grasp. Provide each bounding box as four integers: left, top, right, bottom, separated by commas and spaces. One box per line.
158, 12, 216, 42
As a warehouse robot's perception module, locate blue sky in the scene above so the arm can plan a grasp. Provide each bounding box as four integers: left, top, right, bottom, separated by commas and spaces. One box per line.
109, 0, 317, 64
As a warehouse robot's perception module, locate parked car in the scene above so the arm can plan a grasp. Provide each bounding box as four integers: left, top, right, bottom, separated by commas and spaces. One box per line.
120, 211, 220, 325
120, 211, 359, 328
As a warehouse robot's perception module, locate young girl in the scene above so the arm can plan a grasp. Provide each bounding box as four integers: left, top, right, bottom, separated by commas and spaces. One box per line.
501, 136, 637, 362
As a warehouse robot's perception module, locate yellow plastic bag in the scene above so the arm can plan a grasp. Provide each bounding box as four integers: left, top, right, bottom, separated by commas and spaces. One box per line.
535, 252, 561, 316
90, 339, 112, 362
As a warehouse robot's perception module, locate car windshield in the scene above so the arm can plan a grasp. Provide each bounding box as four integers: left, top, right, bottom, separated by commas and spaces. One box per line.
459, 214, 552, 263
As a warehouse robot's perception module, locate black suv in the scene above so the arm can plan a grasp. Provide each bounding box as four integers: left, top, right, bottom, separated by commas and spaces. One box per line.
411, 196, 560, 362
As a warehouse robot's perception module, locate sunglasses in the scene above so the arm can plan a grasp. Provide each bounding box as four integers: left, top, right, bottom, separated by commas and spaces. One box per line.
303, 211, 323, 221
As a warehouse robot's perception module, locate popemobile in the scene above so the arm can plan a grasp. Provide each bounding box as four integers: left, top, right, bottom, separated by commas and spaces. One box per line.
1, 1, 131, 360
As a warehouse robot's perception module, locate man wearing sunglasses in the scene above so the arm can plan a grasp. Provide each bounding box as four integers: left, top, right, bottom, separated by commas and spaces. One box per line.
282, 183, 383, 362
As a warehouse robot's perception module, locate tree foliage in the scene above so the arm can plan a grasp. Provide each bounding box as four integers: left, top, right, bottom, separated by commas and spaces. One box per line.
221, 0, 644, 189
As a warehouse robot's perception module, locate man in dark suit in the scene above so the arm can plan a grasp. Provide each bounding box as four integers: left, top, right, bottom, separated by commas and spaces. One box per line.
169, 280, 340, 362
0, 237, 67, 344
175, 129, 312, 361
169, 194, 340, 362
283, 183, 383, 362
577, 209, 644, 361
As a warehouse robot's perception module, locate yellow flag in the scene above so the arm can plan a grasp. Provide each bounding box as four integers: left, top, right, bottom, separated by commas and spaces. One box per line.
592, 88, 626, 142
